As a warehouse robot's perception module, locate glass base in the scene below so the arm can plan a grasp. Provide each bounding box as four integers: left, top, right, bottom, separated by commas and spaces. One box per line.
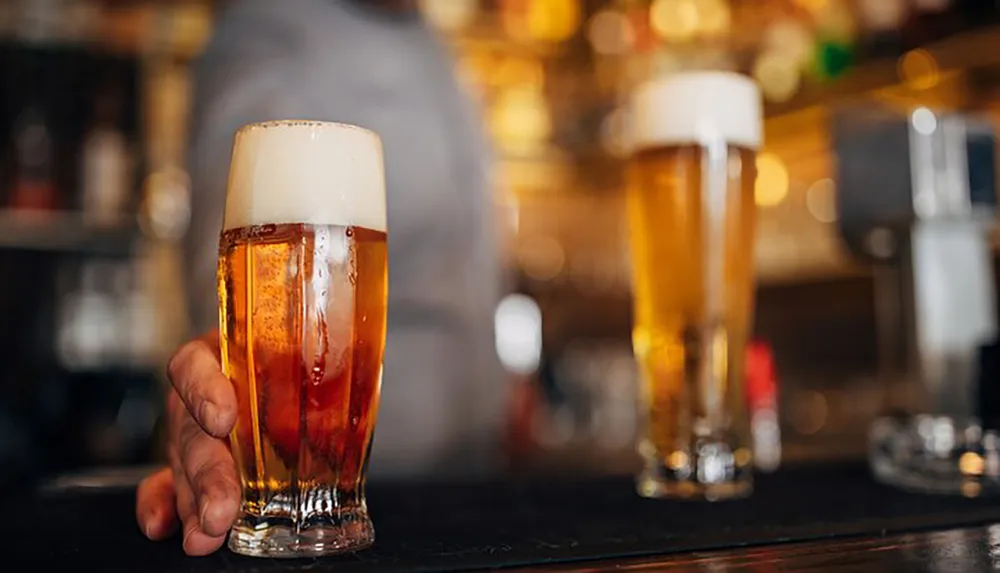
870, 415, 1000, 497
636, 439, 753, 501
228, 506, 374, 558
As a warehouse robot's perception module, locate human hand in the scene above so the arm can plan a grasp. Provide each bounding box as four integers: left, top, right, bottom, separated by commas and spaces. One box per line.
136, 331, 241, 556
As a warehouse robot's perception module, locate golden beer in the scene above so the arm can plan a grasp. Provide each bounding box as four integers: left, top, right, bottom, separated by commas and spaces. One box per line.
626, 72, 762, 500
218, 121, 387, 556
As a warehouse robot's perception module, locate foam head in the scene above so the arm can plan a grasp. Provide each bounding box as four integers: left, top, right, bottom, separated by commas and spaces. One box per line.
630, 71, 763, 152
224, 120, 386, 232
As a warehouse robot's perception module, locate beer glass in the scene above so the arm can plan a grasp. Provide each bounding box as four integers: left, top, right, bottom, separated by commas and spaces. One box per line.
218, 120, 388, 556
626, 72, 762, 500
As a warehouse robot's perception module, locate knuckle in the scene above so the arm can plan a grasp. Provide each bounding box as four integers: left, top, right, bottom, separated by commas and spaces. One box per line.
191, 457, 228, 490
179, 418, 204, 454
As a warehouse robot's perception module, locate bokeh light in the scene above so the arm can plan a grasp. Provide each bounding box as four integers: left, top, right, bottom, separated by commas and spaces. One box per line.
495, 294, 543, 375
527, 0, 581, 43
518, 235, 566, 282
754, 49, 802, 102
764, 19, 815, 67
419, 0, 479, 32
600, 106, 631, 156
496, 57, 546, 89
858, 0, 908, 31
649, 0, 699, 43
587, 9, 634, 56
697, 0, 731, 37
755, 153, 790, 207
490, 85, 553, 154
806, 178, 837, 223
814, 0, 857, 41
898, 48, 941, 91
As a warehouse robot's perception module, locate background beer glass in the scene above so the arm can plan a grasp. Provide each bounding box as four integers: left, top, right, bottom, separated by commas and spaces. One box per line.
626, 72, 762, 501
218, 121, 388, 556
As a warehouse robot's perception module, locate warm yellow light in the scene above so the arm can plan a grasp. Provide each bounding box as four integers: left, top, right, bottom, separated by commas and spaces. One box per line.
170, 4, 213, 57
649, 0, 699, 43
755, 153, 790, 207
734, 448, 752, 467
899, 48, 941, 91
496, 57, 545, 89
960, 452, 984, 476
526, 0, 580, 43
814, 0, 856, 41
456, 52, 492, 89
753, 50, 801, 103
765, 19, 815, 66
667, 450, 689, 470
419, 0, 478, 32
490, 85, 552, 153
697, 0, 731, 37
794, 0, 828, 13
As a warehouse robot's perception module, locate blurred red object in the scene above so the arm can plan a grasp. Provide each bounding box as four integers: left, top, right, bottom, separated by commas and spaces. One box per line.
506, 374, 541, 464
746, 339, 781, 471
746, 339, 778, 412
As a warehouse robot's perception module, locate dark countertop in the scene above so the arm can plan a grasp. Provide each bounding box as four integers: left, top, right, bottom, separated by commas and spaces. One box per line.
514, 525, 1000, 572
6, 463, 1000, 572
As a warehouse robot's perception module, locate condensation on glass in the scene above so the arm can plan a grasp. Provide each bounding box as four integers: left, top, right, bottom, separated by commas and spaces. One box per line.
218, 120, 388, 556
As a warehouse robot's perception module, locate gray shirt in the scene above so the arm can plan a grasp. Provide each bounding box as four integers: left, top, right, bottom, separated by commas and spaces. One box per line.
186, 0, 506, 478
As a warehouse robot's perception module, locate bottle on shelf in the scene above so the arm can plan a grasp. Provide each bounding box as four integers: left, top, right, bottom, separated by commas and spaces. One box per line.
9, 104, 58, 214
80, 81, 132, 227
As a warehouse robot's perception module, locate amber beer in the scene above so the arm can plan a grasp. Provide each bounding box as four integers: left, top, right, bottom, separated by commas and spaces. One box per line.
218, 121, 387, 557
626, 72, 762, 500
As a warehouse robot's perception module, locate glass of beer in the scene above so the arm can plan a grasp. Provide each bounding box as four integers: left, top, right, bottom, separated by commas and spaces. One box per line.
626, 72, 762, 501
218, 120, 388, 556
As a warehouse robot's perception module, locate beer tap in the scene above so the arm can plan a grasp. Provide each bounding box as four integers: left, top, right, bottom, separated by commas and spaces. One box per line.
833, 104, 1000, 495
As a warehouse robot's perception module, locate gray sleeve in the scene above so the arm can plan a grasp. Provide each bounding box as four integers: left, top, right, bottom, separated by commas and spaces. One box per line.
463, 136, 509, 467
183, 27, 309, 336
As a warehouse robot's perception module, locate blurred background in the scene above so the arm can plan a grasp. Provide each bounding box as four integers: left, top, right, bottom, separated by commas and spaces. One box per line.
0, 0, 999, 486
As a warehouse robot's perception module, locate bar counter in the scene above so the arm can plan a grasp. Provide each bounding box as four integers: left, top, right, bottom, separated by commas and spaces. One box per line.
7, 463, 1000, 572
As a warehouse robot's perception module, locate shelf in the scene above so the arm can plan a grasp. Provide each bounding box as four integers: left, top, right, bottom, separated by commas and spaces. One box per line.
0, 210, 140, 257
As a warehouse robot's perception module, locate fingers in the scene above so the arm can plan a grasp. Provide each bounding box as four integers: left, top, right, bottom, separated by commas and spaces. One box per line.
173, 397, 241, 539
172, 453, 230, 557
144, 332, 241, 556
167, 332, 236, 438
136, 466, 179, 540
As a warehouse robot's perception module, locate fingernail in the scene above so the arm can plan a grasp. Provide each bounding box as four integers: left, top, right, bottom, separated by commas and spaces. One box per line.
143, 514, 154, 539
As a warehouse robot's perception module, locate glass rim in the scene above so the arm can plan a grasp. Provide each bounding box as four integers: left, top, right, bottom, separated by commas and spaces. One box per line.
236, 119, 378, 138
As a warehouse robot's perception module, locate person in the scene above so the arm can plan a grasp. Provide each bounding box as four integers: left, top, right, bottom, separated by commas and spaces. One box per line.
135, 0, 507, 556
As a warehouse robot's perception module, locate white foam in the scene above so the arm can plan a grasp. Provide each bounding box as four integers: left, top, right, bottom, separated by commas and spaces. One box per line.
223, 120, 386, 232
630, 71, 763, 151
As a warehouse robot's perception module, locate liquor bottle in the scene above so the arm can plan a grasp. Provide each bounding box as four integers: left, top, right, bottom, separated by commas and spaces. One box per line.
9, 103, 58, 213
80, 82, 131, 227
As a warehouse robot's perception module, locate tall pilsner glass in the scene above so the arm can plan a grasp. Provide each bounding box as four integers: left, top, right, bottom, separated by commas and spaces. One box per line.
626, 72, 763, 501
218, 121, 388, 556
